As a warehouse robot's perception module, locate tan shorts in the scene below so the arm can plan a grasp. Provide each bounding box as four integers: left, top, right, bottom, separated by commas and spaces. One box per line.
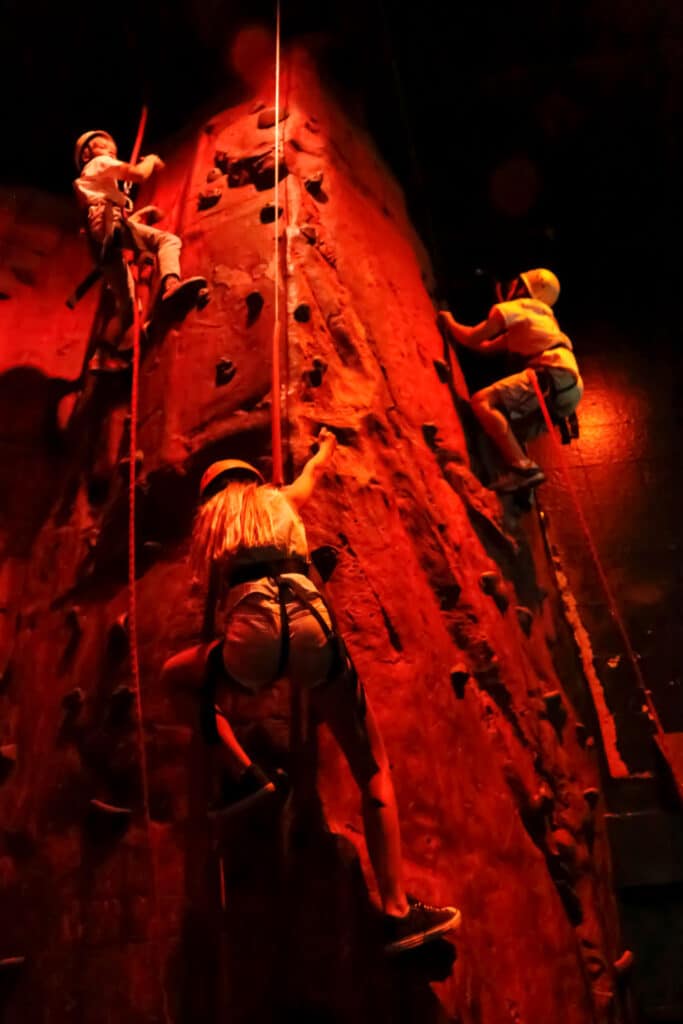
481, 367, 583, 420
221, 581, 334, 693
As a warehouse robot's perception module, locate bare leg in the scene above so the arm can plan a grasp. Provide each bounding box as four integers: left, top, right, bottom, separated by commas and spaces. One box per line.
310, 676, 408, 917
161, 643, 252, 780
471, 387, 533, 468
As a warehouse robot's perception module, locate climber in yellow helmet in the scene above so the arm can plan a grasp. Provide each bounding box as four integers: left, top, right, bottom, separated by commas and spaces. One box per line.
73, 130, 208, 372
163, 427, 461, 954
439, 269, 583, 494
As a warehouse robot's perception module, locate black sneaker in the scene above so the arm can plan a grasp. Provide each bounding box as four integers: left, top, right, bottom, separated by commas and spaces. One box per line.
208, 764, 285, 819
383, 897, 462, 954
490, 463, 545, 494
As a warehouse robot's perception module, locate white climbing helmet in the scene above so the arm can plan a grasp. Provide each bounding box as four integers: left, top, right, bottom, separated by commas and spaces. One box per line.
520, 268, 560, 307
74, 130, 116, 171
199, 459, 264, 502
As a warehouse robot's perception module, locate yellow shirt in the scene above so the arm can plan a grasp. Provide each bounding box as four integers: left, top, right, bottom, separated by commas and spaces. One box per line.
492, 298, 579, 379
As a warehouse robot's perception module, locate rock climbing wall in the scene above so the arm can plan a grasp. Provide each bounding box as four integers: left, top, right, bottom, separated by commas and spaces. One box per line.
0, 46, 628, 1024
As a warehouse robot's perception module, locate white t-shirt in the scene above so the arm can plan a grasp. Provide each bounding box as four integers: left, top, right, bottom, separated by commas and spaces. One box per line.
73, 155, 131, 210
492, 298, 579, 379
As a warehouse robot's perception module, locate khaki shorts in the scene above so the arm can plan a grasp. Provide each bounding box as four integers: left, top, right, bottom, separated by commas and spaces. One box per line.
221, 580, 334, 693
481, 367, 583, 420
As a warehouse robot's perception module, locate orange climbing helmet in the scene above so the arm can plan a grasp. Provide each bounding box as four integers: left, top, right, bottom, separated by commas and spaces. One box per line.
520, 268, 560, 307
199, 459, 264, 502
74, 130, 116, 171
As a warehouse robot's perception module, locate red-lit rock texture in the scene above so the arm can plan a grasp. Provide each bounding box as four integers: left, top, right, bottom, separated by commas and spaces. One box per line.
1, 49, 627, 1024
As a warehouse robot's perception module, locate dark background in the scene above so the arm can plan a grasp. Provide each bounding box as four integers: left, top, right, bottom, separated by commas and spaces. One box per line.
2, 0, 680, 325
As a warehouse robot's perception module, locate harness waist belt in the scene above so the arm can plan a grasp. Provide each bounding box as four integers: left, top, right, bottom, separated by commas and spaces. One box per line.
229, 556, 310, 587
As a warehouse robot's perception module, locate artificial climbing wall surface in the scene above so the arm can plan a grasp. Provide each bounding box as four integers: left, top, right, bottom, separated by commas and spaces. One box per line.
1, 47, 624, 1024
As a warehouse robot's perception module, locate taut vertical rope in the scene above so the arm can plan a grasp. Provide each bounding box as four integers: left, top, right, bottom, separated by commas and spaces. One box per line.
271, 0, 284, 485
125, 106, 172, 1023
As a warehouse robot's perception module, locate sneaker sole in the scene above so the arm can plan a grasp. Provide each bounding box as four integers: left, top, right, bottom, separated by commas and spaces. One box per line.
494, 473, 545, 494
384, 908, 462, 954
207, 782, 277, 820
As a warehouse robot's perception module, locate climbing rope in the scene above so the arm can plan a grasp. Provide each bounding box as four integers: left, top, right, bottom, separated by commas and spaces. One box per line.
271, 0, 285, 486
530, 371, 667, 744
124, 106, 172, 1024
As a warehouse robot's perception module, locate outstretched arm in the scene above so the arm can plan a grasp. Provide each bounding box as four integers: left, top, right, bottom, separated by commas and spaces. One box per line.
115, 154, 165, 185
283, 427, 338, 510
438, 309, 507, 354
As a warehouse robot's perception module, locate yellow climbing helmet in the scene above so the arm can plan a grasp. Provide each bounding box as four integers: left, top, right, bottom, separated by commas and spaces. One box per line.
199, 459, 264, 502
520, 268, 560, 307
74, 130, 116, 171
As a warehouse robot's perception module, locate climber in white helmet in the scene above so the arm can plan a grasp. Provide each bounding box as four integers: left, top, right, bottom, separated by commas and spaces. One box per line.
438, 268, 583, 494
162, 427, 461, 954
73, 130, 208, 372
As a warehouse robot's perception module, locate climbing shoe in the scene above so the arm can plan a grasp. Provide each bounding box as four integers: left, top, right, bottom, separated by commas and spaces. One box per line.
490, 463, 545, 494
88, 348, 132, 375
208, 764, 287, 819
159, 275, 209, 316
383, 897, 462, 954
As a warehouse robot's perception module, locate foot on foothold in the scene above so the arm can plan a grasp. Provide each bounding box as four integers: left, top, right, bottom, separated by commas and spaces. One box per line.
160, 275, 209, 317
490, 463, 545, 494
383, 897, 462, 954
208, 765, 287, 820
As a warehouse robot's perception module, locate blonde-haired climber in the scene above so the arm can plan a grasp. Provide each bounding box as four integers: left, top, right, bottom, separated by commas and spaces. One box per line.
164, 428, 461, 954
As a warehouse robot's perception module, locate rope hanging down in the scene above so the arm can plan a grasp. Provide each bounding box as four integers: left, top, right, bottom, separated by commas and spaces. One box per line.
271, 0, 284, 486
530, 371, 668, 747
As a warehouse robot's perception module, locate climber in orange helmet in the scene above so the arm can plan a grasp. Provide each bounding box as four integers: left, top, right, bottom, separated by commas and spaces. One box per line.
73, 130, 208, 372
163, 427, 461, 954
439, 268, 583, 494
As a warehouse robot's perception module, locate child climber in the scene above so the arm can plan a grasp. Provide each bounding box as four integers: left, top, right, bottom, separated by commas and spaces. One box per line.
73, 130, 208, 371
166, 427, 461, 954
439, 268, 583, 494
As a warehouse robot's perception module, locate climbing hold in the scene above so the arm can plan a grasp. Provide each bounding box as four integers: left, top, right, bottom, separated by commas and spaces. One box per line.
542, 690, 567, 731
88, 798, 132, 819
260, 203, 282, 224
300, 224, 317, 244
583, 787, 600, 808
422, 423, 439, 448
450, 664, 469, 699
107, 613, 129, 656
310, 545, 339, 583
142, 540, 162, 553
304, 171, 324, 196
294, 303, 311, 323
515, 606, 533, 636
62, 688, 85, 714
246, 290, 264, 325
551, 827, 577, 862
302, 357, 327, 388
433, 358, 450, 383
479, 572, 510, 613
0, 957, 26, 973
109, 684, 136, 720
214, 150, 230, 174
585, 736, 596, 750
215, 358, 237, 388
206, 167, 223, 183
118, 450, 144, 474
0, 744, 17, 765
257, 107, 289, 129
66, 605, 83, 635
613, 949, 635, 976
529, 783, 554, 813
198, 188, 222, 211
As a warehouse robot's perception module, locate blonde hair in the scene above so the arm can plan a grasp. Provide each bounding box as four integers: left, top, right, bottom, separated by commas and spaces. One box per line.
190, 481, 277, 586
